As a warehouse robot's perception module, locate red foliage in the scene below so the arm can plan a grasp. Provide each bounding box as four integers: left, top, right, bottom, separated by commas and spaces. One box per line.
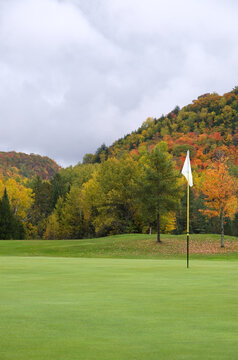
0, 151, 60, 180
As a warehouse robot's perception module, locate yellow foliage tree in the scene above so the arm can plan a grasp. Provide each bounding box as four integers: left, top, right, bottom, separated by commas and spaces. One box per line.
4, 178, 34, 220
0, 177, 34, 220
43, 213, 60, 240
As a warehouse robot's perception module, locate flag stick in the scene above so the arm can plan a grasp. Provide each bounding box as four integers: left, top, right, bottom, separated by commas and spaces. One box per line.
187, 172, 189, 269
182, 150, 192, 269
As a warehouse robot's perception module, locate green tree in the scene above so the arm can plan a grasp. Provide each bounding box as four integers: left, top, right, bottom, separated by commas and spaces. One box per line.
137, 143, 183, 242
50, 173, 69, 210
81, 157, 139, 236
0, 188, 25, 239
94, 144, 109, 163
44, 187, 93, 240
0, 188, 14, 239
30, 176, 53, 238
83, 153, 96, 164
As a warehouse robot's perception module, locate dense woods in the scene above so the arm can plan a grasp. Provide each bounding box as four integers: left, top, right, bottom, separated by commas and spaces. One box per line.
0, 151, 60, 179
0, 88, 237, 240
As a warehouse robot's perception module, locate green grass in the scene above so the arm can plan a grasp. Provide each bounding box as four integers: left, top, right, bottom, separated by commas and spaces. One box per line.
1, 256, 238, 360
0, 233, 237, 260
1, 235, 238, 359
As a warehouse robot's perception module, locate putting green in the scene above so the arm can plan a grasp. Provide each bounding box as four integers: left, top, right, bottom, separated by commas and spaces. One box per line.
0, 257, 238, 359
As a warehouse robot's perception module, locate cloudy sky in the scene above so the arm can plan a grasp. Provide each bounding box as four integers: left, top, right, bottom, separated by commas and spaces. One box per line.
0, 0, 237, 166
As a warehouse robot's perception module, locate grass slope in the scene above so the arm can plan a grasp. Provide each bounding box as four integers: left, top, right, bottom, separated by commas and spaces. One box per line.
0, 257, 238, 360
0, 234, 238, 260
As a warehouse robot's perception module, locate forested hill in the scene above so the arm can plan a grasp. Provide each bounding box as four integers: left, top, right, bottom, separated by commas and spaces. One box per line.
0, 151, 60, 180
1, 87, 237, 240
85, 88, 238, 171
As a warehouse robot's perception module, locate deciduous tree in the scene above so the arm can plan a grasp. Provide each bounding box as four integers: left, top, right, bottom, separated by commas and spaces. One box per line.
81, 157, 139, 236
200, 161, 238, 247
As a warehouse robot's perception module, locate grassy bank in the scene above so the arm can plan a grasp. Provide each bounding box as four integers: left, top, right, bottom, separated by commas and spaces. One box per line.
0, 233, 237, 260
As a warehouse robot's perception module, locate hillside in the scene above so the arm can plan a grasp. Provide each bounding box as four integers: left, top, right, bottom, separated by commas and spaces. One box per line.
0, 234, 237, 259
1, 87, 237, 240
0, 151, 60, 180
51, 87, 236, 241
87, 88, 238, 172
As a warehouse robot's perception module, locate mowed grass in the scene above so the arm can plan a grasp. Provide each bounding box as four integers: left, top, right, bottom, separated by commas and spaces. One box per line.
0, 234, 238, 260
1, 235, 238, 359
0, 256, 238, 360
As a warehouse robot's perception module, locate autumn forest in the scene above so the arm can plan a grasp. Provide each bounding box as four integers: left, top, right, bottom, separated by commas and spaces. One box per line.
0, 88, 237, 240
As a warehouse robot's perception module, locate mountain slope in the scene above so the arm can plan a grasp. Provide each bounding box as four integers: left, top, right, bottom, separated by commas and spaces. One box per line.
0, 151, 60, 180
89, 88, 238, 171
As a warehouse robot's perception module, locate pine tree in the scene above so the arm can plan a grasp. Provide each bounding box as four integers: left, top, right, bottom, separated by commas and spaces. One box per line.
0, 188, 26, 240
137, 143, 183, 242
0, 188, 14, 239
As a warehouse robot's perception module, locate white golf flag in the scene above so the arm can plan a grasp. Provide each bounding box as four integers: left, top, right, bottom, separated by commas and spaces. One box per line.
182, 150, 193, 187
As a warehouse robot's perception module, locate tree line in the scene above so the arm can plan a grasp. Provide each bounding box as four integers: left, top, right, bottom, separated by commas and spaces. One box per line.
1, 88, 238, 242
0, 143, 237, 247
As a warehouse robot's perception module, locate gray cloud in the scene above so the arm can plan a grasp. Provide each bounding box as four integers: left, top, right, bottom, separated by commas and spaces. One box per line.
0, 0, 238, 166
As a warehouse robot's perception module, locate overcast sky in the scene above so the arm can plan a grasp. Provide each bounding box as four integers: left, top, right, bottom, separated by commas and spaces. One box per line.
0, 0, 238, 166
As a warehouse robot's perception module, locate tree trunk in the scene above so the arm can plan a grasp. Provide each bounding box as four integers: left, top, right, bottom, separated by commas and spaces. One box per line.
220, 209, 224, 248
149, 225, 152, 235
157, 211, 161, 243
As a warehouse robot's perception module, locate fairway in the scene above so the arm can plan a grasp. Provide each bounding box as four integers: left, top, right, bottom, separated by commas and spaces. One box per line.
1, 257, 238, 360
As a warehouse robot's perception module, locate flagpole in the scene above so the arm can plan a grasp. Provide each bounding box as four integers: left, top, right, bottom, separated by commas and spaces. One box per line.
187, 172, 189, 269
182, 150, 192, 269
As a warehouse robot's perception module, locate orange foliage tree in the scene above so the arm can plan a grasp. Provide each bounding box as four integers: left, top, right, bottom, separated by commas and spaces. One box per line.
200, 161, 238, 247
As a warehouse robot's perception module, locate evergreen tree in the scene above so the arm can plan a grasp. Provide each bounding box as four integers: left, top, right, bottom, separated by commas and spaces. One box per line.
137, 143, 183, 242
50, 173, 68, 210
0, 188, 25, 239
0, 188, 14, 239
30, 176, 53, 237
